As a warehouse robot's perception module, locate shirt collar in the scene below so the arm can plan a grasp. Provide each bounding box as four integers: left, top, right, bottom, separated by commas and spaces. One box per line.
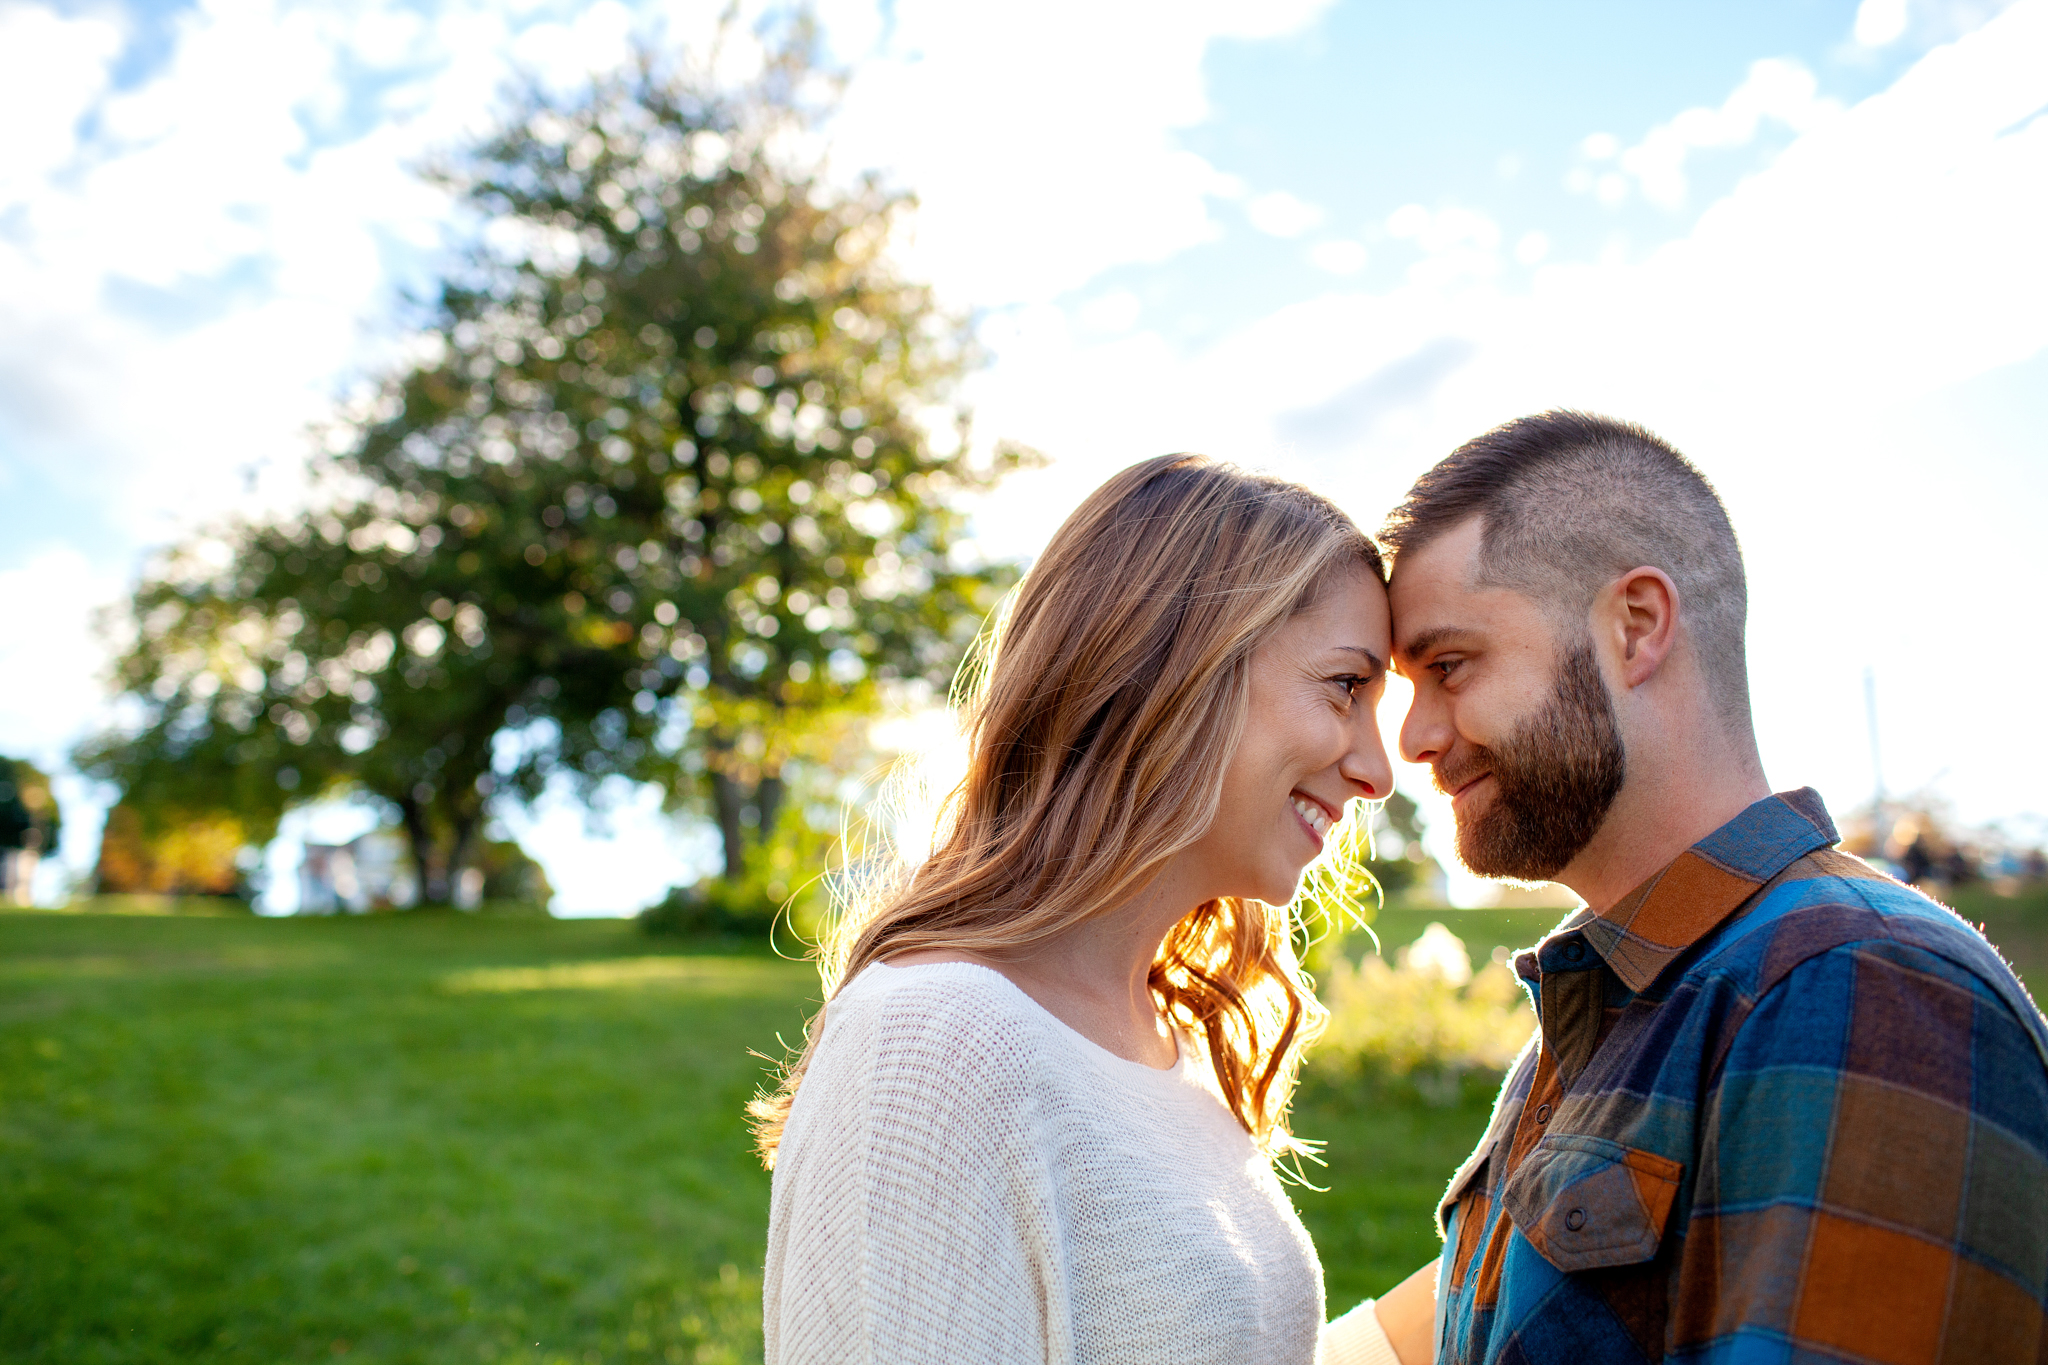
1556, 787, 1838, 993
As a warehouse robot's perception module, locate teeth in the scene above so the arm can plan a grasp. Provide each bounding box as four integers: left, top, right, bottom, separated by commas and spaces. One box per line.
1291, 797, 1332, 839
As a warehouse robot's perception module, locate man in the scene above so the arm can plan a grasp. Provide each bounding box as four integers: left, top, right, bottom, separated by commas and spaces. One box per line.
1361, 411, 2048, 1364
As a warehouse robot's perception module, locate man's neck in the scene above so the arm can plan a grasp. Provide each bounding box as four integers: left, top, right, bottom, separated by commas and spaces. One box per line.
1558, 748, 1772, 912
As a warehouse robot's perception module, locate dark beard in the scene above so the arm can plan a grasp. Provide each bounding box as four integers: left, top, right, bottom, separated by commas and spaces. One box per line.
1439, 643, 1626, 882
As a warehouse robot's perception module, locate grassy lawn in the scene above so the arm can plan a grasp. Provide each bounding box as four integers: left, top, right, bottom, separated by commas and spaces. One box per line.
4, 887, 2042, 1361
0, 912, 815, 1365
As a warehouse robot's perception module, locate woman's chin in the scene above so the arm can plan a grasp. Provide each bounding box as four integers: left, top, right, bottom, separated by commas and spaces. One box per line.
1258, 871, 1308, 907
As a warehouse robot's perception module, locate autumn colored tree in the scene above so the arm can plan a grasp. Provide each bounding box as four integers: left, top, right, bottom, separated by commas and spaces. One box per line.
93, 801, 248, 898
79, 24, 1021, 904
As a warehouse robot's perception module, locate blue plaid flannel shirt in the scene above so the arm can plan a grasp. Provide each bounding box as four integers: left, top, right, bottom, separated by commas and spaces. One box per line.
1434, 788, 2048, 1363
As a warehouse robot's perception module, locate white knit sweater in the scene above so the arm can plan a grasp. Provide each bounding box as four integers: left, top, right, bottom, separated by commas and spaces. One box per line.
762, 961, 1399, 1365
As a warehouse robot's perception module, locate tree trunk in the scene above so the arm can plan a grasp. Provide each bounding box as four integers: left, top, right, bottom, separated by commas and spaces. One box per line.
710, 768, 746, 880
448, 811, 482, 908
755, 770, 785, 843
397, 797, 443, 906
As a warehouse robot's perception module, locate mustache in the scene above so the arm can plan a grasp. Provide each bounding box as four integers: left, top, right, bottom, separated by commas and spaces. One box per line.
1430, 745, 1493, 798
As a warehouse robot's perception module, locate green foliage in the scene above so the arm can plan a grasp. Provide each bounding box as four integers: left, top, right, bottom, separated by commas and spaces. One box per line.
638, 878, 776, 940
0, 755, 60, 853
1361, 788, 1434, 899
75, 22, 1021, 903
471, 834, 553, 905
1309, 909, 1559, 1094
1313, 939, 1535, 1097
92, 799, 253, 898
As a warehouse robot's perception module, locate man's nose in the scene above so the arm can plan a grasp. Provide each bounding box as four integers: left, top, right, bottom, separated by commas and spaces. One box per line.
1400, 689, 1449, 767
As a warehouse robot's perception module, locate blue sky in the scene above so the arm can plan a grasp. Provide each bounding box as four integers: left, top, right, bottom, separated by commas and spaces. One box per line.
2, 0, 2044, 911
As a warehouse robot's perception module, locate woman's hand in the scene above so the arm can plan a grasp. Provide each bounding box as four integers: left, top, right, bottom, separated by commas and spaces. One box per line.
1371, 1259, 1439, 1364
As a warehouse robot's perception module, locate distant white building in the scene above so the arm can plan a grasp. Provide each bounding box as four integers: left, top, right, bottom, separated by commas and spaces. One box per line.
299, 831, 415, 913
0, 847, 36, 906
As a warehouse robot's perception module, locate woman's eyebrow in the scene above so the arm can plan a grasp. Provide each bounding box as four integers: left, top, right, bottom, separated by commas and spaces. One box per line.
1330, 646, 1386, 672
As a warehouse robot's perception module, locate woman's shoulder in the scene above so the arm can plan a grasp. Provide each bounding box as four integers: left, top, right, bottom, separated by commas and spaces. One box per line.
795, 961, 1073, 1144
831, 959, 1051, 1056
822, 961, 1199, 1108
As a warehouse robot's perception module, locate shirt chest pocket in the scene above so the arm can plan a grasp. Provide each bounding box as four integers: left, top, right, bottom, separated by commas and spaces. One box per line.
1499, 1133, 1683, 1273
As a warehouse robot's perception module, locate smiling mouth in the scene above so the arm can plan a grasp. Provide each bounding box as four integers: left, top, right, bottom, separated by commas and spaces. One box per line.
1448, 773, 1492, 806
1289, 794, 1335, 844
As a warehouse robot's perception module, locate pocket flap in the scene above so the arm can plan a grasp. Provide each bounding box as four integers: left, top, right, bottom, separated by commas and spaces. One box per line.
1500, 1134, 1682, 1272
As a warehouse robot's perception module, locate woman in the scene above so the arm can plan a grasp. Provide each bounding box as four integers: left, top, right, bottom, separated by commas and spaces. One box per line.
754, 455, 1426, 1364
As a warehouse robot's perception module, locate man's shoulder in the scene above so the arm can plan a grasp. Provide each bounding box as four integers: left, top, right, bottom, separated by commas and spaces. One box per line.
1699, 847, 2006, 979
1687, 848, 2048, 1069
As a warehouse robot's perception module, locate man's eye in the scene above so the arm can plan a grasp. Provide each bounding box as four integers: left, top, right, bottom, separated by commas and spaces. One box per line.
1429, 658, 1460, 681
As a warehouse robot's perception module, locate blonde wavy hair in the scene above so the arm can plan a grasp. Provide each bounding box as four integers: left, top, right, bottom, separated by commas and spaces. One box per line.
749, 454, 1385, 1167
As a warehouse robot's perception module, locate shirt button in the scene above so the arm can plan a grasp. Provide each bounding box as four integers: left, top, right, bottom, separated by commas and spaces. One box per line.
1535, 1103, 1551, 1125
1565, 1208, 1587, 1232
1562, 941, 1586, 964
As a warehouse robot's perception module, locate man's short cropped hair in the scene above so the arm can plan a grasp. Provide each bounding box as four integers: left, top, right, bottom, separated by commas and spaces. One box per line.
1380, 409, 1751, 725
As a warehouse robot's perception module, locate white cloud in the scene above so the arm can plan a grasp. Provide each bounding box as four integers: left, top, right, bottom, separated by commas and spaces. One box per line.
1382, 204, 1505, 287
1855, 0, 1912, 46
1075, 289, 1144, 334
827, 0, 1322, 306
0, 5, 123, 204
0, 546, 126, 768
1512, 230, 1550, 264
1246, 189, 1327, 238
1579, 131, 1620, 161
1308, 240, 1369, 275
1573, 58, 1843, 210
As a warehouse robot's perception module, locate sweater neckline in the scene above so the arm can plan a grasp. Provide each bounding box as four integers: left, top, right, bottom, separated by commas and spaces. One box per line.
865, 960, 1190, 1080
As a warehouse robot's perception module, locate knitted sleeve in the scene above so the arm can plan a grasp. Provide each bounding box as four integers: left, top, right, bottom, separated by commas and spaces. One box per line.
767, 975, 1067, 1365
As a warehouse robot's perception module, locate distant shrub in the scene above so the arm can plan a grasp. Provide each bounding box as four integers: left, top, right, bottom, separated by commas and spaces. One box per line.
638, 877, 779, 940
466, 898, 553, 919
640, 805, 832, 944
1311, 923, 1536, 1101
471, 838, 552, 907
68, 894, 256, 917
94, 802, 251, 897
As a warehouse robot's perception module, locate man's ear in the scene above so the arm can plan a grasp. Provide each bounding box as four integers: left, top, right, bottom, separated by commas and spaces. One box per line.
1600, 567, 1679, 690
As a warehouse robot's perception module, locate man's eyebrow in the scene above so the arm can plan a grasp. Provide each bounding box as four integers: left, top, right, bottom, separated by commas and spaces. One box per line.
1395, 626, 1475, 662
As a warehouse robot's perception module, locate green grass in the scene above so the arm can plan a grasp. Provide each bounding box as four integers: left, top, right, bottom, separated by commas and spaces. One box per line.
0, 913, 816, 1365
4, 887, 2043, 1361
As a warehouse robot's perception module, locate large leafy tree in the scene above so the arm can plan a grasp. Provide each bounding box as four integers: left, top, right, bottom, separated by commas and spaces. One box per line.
80, 28, 1021, 904
0, 757, 60, 856
0, 756, 61, 905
